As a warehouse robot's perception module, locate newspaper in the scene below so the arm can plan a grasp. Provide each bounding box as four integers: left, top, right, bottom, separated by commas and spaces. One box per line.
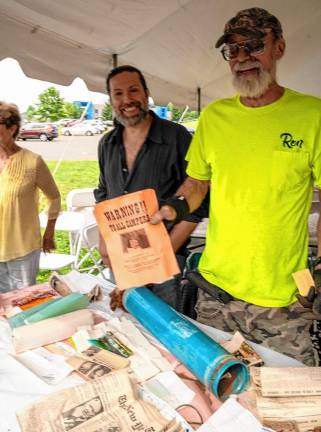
0, 283, 59, 315
259, 367, 321, 397
67, 355, 112, 381
17, 369, 184, 432
71, 319, 171, 382
263, 421, 299, 432
94, 188, 180, 289
252, 367, 321, 432
221, 331, 264, 367
257, 396, 321, 432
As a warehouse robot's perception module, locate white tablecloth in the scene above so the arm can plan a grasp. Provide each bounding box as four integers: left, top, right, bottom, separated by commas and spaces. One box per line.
0, 278, 302, 432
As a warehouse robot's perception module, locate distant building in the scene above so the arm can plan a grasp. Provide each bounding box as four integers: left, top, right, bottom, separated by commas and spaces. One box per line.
73, 101, 104, 119
150, 105, 169, 120
73, 101, 94, 119
93, 104, 104, 119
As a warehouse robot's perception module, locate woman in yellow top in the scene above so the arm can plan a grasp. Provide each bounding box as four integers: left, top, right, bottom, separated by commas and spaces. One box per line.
0, 102, 61, 292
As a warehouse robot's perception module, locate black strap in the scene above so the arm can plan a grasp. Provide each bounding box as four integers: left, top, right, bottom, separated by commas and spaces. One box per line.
185, 271, 234, 304
164, 195, 190, 222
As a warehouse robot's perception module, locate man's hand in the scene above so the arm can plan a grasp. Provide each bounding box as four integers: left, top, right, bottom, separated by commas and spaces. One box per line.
109, 288, 126, 311
150, 205, 177, 225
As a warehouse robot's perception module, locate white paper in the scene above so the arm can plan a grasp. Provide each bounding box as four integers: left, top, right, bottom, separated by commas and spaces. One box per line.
144, 371, 195, 409
12, 347, 73, 385
197, 397, 263, 432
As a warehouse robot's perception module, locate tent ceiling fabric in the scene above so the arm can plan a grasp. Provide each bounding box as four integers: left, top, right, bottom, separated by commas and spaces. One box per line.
1, 0, 321, 109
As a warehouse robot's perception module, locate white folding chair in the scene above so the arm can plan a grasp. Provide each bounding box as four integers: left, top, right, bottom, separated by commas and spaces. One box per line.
75, 223, 107, 279
39, 252, 77, 272
39, 210, 85, 255
66, 188, 96, 253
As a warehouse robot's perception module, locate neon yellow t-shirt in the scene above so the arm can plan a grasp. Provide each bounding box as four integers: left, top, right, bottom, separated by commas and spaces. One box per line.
186, 88, 321, 307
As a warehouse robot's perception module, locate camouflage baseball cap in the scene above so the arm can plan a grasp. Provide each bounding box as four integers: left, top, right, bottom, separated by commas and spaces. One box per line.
215, 7, 283, 48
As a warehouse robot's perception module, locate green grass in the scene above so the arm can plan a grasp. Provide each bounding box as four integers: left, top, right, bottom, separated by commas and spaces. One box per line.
37, 161, 99, 282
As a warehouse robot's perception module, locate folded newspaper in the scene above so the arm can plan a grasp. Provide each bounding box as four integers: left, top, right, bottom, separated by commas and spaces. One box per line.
252, 367, 321, 432
49, 271, 103, 302
16, 369, 184, 432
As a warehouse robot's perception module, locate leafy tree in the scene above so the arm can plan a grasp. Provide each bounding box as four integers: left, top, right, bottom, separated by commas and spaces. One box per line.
101, 103, 113, 121
35, 87, 66, 122
167, 103, 199, 122
184, 110, 199, 121
64, 102, 82, 119
26, 105, 37, 121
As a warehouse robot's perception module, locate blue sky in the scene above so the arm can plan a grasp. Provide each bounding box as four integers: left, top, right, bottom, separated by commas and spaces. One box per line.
0, 58, 108, 112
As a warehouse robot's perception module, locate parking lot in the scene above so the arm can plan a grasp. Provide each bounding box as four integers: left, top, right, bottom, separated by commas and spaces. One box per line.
20, 134, 101, 161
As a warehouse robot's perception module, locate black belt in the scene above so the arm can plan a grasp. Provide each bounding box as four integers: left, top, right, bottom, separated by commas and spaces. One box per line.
185, 271, 234, 304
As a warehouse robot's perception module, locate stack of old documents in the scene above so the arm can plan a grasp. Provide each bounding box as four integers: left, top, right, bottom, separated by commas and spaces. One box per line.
252, 366, 321, 431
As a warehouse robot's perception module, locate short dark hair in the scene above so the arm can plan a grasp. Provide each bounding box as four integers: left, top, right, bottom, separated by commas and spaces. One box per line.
0, 101, 21, 138
106, 65, 148, 94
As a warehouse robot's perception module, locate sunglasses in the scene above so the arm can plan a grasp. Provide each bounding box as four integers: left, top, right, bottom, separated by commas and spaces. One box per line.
221, 39, 265, 61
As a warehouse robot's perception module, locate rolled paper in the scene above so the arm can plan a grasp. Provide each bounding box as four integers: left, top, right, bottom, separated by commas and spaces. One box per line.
13, 309, 94, 353
26, 293, 89, 324
9, 293, 89, 328
9, 298, 58, 328
123, 287, 249, 400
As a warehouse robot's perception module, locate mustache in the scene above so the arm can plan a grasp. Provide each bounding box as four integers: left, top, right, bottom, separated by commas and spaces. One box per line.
234, 60, 262, 72
121, 101, 141, 109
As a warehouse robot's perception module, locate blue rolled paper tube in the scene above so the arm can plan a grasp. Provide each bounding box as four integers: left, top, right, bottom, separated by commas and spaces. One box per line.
123, 287, 249, 400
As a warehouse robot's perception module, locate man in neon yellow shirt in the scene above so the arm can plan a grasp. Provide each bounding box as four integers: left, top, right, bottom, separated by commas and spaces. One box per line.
152, 8, 321, 365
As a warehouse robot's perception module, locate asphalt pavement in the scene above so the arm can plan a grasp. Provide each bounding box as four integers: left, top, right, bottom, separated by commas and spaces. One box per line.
19, 134, 101, 161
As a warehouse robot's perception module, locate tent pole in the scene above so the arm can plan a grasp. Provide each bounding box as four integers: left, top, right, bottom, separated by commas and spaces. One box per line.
112, 54, 118, 68
197, 87, 201, 114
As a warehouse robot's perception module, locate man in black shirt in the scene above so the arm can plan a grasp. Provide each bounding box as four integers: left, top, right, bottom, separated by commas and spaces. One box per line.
94, 65, 206, 306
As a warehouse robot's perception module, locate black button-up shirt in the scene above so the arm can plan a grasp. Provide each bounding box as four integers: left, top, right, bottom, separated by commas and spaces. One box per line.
94, 112, 206, 224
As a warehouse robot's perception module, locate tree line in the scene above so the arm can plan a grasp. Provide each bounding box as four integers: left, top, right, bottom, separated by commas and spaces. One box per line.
26, 87, 199, 123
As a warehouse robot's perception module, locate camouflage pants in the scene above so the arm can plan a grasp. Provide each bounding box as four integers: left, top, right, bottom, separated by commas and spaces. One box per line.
196, 290, 318, 366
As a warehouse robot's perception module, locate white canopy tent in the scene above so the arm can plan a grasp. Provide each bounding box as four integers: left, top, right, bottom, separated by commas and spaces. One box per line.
1, 0, 321, 110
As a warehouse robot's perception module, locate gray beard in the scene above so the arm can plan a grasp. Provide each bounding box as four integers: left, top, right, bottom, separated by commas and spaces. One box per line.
232, 63, 276, 98
114, 105, 149, 127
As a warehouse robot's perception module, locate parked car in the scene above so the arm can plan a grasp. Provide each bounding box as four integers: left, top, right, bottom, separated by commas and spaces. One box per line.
19, 123, 58, 141
81, 120, 106, 133
53, 118, 77, 127
62, 123, 99, 136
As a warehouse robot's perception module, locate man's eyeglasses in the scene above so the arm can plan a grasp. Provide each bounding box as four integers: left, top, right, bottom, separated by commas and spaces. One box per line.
221, 39, 265, 61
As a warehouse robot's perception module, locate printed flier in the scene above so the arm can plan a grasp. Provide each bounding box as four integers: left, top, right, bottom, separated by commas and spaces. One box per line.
94, 189, 179, 289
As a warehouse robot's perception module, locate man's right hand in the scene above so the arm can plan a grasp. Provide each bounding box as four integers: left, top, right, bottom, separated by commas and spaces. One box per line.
110, 288, 126, 311
150, 205, 177, 225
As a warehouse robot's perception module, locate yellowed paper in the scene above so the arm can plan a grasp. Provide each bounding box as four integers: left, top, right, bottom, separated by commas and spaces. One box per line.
257, 395, 321, 432
260, 367, 321, 397
16, 369, 184, 432
292, 269, 315, 296
94, 189, 180, 289
13, 309, 94, 353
